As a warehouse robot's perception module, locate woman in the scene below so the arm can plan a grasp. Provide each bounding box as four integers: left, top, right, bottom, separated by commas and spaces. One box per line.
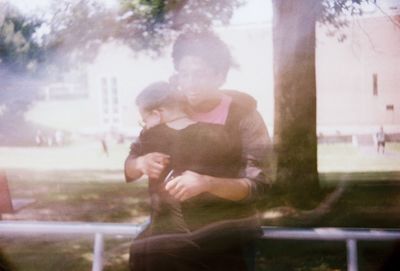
125, 31, 271, 271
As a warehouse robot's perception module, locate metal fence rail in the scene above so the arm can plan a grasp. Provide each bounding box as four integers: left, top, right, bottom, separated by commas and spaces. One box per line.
262, 227, 400, 271
0, 221, 144, 271
1, 222, 400, 271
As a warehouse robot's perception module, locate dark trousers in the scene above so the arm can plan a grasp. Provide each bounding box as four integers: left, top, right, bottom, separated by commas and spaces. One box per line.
129, 217, 260, 271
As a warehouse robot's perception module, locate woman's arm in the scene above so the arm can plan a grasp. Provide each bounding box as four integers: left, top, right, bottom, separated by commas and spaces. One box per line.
165, 170, 251, 201
165, 171, 250, 201
238, 109, 273, 200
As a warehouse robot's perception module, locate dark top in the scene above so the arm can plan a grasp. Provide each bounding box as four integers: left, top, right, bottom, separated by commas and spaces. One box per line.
131, 122, 257, 235
127, 90, 271, 238
221, 90, 272, 201
135, 123, 241, 179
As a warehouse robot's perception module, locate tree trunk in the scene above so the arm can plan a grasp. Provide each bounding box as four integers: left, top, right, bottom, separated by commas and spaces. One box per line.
272, 0, 321, 208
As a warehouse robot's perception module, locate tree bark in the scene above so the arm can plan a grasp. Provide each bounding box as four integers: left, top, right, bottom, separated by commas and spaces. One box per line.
272, 0, 321, 208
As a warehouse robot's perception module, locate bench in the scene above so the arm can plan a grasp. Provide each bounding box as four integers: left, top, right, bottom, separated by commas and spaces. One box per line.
0, 172, 13, 219
0, 172, 36, 219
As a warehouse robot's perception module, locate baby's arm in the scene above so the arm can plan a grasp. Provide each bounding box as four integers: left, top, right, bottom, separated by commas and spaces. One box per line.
125, 152, 170, 182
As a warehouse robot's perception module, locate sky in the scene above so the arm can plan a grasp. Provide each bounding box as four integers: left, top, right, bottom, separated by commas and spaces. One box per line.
7, 0, 400, 135
9, 0, 273, 25
10, 0, 118, 12
4, 0, 274, 134
10, 0, 400, 22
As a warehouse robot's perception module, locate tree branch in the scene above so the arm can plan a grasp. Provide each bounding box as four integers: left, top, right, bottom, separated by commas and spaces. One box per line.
374, 2, 400, 29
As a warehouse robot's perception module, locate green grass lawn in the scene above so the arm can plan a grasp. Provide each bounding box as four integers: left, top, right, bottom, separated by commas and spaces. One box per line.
318, 143, 400, 184
0, 140, 130, 171
318, 142, 400, 173
2, 178, 149, 271
4, 177, 400, 271
1, 142, 400, 270
3, 234, 133, 271
1, 141, 400, 173
0, 141, 142, 271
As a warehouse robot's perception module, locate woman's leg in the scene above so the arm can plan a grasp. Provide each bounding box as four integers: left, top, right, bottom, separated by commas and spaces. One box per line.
129, 232, 206, 271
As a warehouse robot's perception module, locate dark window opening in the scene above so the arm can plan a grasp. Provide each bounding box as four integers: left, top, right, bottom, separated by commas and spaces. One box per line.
386, 105, 394, 111
373, 73, 378, 96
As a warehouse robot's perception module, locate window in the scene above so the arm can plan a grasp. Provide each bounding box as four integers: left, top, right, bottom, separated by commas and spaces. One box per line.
113, 97, 118, 105
101, 78, 107, 89
56, 74, 64, 82
102, 87, 108, 98
386, 104, 394, 111
372, 73, 378, 96
100, 77, 120, 125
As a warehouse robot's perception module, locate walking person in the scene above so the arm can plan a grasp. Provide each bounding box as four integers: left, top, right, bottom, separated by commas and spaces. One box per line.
376, 126, 386, 154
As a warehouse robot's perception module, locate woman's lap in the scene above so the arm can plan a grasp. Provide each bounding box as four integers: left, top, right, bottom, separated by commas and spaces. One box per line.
129, 217, 259, 271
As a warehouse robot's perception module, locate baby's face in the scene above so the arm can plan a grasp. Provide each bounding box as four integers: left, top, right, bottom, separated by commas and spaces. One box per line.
139, 108, 161, 129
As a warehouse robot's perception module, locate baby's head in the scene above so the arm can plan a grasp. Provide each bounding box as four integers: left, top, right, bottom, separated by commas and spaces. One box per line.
136, 81, 186, 129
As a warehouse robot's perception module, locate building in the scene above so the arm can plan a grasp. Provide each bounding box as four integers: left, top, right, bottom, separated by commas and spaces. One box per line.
28, 28, 273, 137
26, 1, 400, 140
317, 4, 400, 136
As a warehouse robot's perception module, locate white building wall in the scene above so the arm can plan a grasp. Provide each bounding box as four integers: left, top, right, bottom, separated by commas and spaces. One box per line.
317, 14, 400, 135
27, 7, 399, 137
84, 26, 274, 136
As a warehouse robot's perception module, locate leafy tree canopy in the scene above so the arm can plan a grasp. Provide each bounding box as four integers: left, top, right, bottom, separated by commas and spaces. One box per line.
0, 3, 44, 73
40, 0, 376, 65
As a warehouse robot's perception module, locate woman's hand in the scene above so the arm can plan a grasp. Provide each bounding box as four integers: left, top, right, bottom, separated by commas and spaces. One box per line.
165, 171, 210, 201
136, 152, 170, 179
165, 171, 251, 202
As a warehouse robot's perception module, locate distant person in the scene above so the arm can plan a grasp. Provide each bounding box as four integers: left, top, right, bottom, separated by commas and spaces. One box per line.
376, 126, 386, 154
101, 135, 109, 156
46, 133, 54, 147
35, 130, 44, 146
54, 130, 64, 146
117, 134, 125, 144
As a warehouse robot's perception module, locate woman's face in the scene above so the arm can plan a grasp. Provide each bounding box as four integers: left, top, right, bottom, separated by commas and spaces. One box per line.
176, 55, 223, 107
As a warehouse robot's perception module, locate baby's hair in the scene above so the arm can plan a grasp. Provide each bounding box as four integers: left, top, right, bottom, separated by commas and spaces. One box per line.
136, 81, 184, 112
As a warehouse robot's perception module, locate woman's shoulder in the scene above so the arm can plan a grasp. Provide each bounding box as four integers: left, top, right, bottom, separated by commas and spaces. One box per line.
222, 89, 257, 112
221, 90, 259, 128
178, 122, 224, 135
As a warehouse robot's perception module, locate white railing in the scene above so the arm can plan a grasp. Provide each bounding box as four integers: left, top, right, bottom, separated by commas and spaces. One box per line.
262, 227, 400, 271
0, 221, 145, 271
1, 222, 400, 271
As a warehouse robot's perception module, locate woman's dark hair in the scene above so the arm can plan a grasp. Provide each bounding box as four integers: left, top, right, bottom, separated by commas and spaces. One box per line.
172, 31, 232, 80
136, 81, 184, 112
